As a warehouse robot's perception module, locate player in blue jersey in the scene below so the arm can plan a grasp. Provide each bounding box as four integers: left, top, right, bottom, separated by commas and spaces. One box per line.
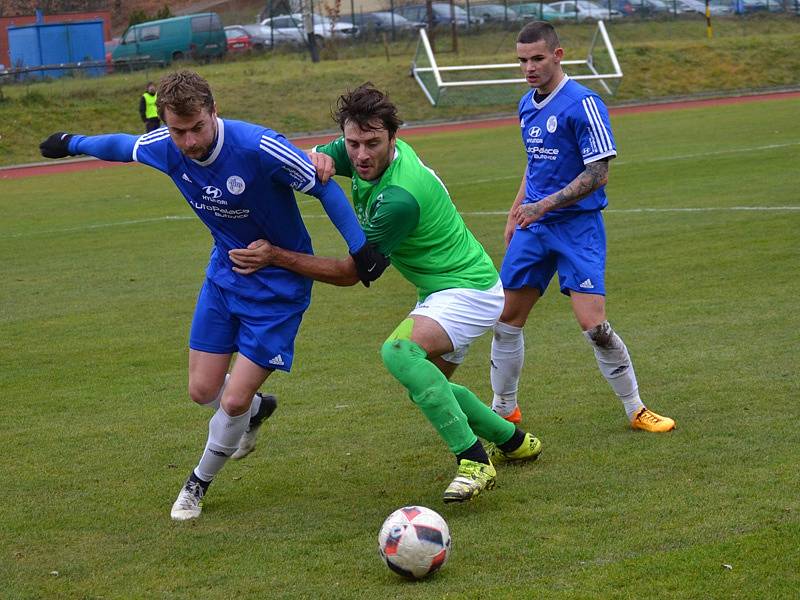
39, 71, 384, 520
489, 22, 675, 432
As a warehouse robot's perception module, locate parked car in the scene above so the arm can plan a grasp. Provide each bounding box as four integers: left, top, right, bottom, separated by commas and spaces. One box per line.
547, 0, 623, 20
260, 13, 358, 42
721, 0, 785, 12
608, 0, 659, 16
472, 3, 519, 22
514, 2, 563, 20
631, 0, 677, 15
224, 26, 253, 52
675, 0, 732, 13
397, 3, 483, 27
112, 13, 226, 65
238, 23, 296, 48
342, 11, 424, 34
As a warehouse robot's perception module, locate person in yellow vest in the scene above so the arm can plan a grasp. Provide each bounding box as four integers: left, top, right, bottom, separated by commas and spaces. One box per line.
139, 82, 160, 132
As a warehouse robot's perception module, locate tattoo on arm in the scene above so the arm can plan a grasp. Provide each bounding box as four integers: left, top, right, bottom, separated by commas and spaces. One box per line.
550, 160, 609, 210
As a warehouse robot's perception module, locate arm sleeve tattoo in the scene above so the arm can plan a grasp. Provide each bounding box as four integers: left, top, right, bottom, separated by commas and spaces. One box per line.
549, 159, 609, 210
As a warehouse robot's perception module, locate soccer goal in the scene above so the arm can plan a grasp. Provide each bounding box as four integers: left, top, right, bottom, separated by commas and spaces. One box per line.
411, 21, 623, 106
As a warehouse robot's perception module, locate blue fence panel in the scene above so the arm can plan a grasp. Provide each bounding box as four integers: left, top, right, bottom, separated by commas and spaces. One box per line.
39, 24, 70, 78
7, 26, 42, 71
7, 20, 105, 79
68, 21, 105, 76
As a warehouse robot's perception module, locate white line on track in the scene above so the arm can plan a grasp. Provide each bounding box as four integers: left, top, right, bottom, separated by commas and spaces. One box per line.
2, 206, 798, 240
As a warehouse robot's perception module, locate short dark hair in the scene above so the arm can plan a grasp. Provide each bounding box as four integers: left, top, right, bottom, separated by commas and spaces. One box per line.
517, 21, 560, 50
333, 83, 403, 138
156, 71, 214, 120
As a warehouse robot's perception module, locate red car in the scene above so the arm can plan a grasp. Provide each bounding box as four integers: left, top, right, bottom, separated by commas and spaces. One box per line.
224, 26, 253, 52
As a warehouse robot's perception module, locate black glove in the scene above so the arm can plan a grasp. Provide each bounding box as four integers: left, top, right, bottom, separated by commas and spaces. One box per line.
39, 132, 75, 159
351, 242, 390, 287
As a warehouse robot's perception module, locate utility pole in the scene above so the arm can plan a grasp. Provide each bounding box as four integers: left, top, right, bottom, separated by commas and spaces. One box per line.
303, 0, 320, 63
425, 0, 435, 52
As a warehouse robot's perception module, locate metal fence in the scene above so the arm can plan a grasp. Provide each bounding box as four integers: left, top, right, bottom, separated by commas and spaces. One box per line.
2, 1, 798, 80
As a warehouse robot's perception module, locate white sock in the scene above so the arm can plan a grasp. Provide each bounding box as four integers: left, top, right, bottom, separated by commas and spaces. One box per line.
194, 407, 250, 482
202, 374, 262, 418
490, 321, 524, 416
249, 393, 262, 418
583, 321, 644, 420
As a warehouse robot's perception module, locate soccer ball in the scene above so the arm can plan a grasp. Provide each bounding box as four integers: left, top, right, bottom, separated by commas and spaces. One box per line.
378, 506, 451, 579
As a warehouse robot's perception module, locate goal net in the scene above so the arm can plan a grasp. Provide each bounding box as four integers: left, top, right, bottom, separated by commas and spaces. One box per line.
412, 21, 623, 107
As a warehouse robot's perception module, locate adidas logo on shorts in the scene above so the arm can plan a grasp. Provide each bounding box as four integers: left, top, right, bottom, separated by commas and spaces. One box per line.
268, 354, 284, 366
579, 278, 594, 289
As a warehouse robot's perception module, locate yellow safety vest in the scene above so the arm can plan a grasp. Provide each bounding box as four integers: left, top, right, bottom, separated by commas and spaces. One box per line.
142, 92, 158, 119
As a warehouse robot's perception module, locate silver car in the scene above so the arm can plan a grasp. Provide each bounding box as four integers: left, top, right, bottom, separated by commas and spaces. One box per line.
260, 13, 358, 42
547, 0, 624, 20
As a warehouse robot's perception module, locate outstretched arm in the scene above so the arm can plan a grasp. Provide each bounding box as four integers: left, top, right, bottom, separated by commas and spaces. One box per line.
514, 159, 609, 227
40, 132, 139, 163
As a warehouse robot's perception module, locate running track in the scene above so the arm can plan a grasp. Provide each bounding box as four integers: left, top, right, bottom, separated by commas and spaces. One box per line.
3, 90, 798, 181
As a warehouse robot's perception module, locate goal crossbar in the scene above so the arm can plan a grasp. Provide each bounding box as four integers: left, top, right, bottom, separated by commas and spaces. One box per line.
412, 21, 623, 106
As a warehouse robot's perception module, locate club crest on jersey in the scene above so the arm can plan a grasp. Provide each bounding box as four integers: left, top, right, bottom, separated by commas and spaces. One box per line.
227, 175, 246, 195
546, 116, 558, 133
203, 185, 222, 199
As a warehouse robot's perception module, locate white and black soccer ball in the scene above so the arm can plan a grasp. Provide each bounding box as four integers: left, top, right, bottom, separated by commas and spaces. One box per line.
378, 505, 451, 579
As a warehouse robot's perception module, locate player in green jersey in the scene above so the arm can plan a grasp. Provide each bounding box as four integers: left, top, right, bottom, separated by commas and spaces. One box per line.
228, 84, 542, 503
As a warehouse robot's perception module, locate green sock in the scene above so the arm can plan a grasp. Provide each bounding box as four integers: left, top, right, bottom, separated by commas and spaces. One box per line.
381, 338, 477, 454
449, 383, 516, 445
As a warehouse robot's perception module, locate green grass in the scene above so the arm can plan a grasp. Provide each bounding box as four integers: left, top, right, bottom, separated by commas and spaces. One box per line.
2, 98, 799, 599
1, 15, 799, 166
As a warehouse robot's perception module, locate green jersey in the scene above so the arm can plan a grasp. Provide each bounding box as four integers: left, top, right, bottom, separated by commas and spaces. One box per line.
317, 137, 498, 301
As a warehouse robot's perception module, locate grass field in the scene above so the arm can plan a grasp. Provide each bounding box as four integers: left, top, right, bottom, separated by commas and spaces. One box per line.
2, 97, 799, 599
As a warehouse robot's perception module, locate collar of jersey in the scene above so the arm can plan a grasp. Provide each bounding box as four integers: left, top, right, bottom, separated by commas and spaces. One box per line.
191, 117, 225, 167
531, 74, 569, 110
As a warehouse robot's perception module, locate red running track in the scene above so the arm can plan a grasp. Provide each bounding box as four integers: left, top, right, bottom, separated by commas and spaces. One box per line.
3, 90, 798, 181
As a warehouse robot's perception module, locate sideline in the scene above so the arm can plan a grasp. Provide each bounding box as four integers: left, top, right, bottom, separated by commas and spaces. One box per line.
2, 89, 799, 181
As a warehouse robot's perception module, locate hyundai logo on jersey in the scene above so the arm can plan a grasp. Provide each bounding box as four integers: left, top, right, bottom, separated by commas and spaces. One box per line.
203, 185, 223, 199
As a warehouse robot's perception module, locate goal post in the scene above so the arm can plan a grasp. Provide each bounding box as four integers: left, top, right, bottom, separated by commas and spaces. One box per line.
411, 20, 623, 106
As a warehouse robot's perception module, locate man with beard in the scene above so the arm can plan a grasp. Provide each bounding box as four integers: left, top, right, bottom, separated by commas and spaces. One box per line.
228, 84, 543, 504
39, 70, 384, 520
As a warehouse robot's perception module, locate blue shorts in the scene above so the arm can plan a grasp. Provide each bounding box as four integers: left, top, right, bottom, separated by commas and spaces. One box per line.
500, 210, 606, 297
189, 278, 306, 372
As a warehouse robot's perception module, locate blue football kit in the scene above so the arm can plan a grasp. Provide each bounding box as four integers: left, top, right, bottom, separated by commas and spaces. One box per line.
68, 118, 366, 370
501, 75, 617, 296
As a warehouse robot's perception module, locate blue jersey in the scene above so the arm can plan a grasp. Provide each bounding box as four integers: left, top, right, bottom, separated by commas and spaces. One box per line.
519, 76, 616, 224
69, 118, 365, 304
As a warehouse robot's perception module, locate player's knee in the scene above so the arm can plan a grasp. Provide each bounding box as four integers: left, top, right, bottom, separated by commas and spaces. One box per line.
188, 380, 218, 405
381, 338, 426, 382
585, 320, 615, 348
220, 394, 251, 417
381, 338, 409, 378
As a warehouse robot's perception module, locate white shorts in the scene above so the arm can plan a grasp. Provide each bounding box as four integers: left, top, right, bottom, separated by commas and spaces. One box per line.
409, 279, 504, 364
